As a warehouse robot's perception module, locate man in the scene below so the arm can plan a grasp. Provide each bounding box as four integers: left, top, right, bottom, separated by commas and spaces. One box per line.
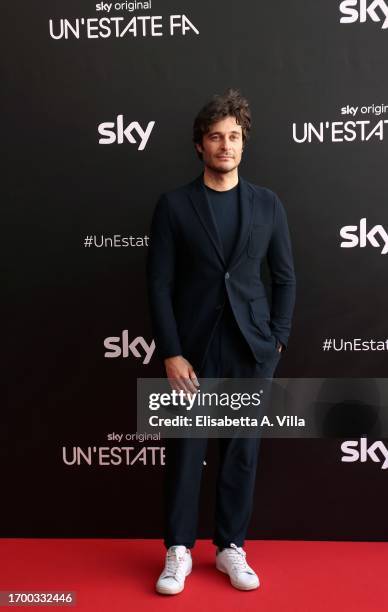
147, 88, 296, 594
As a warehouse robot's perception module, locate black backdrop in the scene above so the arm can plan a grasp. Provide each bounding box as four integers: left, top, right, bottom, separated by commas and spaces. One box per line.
3, 0, 388, 539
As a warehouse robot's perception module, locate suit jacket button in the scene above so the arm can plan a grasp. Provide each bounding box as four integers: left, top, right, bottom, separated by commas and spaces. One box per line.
225, 272, 230, 280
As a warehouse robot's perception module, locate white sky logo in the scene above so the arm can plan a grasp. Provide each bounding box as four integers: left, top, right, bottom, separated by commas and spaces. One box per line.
98, 116, 155, 149
340, 218, 388, 254
104, 332, 155, 364
340, 0, 388, 29
341, 438, 388, 469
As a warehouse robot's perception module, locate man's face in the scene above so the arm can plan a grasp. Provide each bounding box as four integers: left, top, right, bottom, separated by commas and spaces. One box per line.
195, 115, 244, 174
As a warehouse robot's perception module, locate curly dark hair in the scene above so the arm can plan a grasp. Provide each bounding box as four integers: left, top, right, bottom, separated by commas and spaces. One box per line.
193, 88, 251, 160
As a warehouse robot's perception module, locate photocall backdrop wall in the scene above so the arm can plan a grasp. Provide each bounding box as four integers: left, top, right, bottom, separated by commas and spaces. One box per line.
3, 0, 388, 539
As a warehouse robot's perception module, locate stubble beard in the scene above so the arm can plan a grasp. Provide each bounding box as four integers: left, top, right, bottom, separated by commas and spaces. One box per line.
205, 157, 240, 175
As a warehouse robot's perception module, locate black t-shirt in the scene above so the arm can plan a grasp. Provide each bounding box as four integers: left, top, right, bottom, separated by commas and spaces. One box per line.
204, 182, 240, 265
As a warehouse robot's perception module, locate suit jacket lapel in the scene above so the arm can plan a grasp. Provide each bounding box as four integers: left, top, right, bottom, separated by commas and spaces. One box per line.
228, 174, 254, 271
188, 172, 254, 270
189, 172, 226, 266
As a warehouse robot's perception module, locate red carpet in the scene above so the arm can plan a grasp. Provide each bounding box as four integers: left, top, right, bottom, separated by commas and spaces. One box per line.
0, 539, 387, 611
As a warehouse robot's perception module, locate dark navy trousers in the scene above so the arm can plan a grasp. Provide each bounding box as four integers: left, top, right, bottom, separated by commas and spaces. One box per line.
163, 300, 281, 549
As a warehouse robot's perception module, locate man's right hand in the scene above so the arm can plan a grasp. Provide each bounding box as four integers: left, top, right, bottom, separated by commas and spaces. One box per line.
164, 355, 200, 396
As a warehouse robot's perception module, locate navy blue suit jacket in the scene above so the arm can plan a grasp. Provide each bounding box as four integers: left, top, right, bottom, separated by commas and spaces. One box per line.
147, 172, 296, 371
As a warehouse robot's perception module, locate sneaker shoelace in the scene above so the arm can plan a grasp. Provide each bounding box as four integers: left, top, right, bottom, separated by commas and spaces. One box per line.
224, 543, 253, 574
164, 549, 187, 582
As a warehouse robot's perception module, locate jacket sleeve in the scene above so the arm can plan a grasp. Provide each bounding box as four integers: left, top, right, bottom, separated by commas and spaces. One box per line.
267, 192, 296, 351
146, 193, 183, 360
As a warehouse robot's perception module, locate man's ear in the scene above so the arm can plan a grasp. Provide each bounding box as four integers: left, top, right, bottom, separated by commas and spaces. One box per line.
195, 142, 203, 155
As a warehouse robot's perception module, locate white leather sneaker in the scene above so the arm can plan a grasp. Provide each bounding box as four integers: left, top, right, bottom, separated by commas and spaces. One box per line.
155, 545, 192, 595
216, 543, 260, 590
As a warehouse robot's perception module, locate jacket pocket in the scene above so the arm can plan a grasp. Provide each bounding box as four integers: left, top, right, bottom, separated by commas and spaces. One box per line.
247, 224, 270, 258
249, 296, 272, 338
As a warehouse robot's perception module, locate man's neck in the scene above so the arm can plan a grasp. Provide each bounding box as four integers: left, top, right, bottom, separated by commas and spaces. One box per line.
202, 167, 239, 192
